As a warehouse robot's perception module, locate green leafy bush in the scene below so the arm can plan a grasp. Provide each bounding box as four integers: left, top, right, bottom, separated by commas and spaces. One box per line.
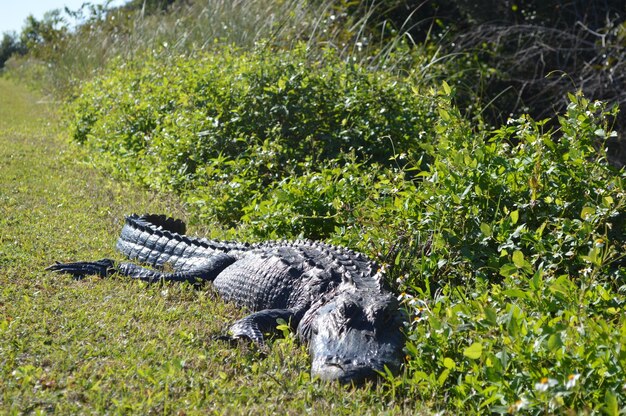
240, 157, 414, 242
69, 44, 442, 225
400, 92, 624, 286
391, 92, 625, 413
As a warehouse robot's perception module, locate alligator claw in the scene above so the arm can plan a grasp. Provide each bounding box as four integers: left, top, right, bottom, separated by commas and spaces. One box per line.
214, 333, 269, 356
45, 259, 116, 278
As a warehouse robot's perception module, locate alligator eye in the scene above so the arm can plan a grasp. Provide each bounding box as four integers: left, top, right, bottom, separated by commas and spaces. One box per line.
340, 301, 359, 318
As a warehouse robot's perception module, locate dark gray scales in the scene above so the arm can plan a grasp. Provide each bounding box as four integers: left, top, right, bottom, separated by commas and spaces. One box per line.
47, 213, 406, 385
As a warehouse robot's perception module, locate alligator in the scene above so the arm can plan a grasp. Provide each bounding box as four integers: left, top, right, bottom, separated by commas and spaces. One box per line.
47, 214, 406, 385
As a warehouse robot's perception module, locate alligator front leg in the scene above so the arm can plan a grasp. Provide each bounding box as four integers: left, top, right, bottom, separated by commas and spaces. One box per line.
225, 308, 305, 345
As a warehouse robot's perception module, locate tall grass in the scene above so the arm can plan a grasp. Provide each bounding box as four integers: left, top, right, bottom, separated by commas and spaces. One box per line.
7, 0, 420, 96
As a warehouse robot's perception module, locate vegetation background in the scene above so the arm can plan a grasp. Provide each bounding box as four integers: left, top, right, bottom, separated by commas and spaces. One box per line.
1, 0, 625, 413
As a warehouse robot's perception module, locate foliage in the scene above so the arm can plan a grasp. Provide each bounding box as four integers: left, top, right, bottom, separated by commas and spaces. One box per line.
400, 91, 624, 285
3, 0, 395, 96
19, 11, 69, 60
241, 158, 414, 243
120, 0, 178, 13
0, 32, 25, 69
3, 0, 626, 413
67, 43, 626, 411
392, 91, 626, 413
4, 0, 626, 168
400, 273, 625, 414
69, 44, 441, 226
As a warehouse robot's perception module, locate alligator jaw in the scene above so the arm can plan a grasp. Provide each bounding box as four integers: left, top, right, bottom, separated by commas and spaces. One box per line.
311, 357, 394, 385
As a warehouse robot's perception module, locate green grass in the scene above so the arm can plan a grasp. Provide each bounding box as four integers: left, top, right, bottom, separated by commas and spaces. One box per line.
0, 78, 425, 414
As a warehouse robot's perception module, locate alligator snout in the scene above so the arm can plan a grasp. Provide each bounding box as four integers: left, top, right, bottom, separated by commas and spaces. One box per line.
312, 357, 385, 385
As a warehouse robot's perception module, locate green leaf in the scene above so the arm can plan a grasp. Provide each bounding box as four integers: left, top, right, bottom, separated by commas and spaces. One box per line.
479, 392, 502, 409
531, 268, 543, 290
463, 342, 483, 360
510, 210, 519, 225
581, 206, 595, 220
394, 250, 402, 266
567, 91, 578, 103
442, 81, 451, 95
499, 263, 518, 278
443, 357, 456, 370
512, 250, 525, 268
535, 221, 547, 237
438, 108, 451, 121
547, 333, 562, 352
480, 222, 492, 237
503, 288, 528, 299
437, 368, 450, 386
604, 390, 618, 416
484, 307, 497, 326
583, 248, 603, 267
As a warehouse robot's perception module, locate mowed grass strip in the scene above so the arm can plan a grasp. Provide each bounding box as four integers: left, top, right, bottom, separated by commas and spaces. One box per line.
0, 78, 421, 414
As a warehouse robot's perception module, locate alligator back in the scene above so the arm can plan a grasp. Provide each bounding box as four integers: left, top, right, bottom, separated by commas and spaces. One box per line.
212, 237, 385, 311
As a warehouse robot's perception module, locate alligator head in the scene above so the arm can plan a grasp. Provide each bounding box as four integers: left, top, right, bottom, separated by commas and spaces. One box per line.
299, 288, 405, 385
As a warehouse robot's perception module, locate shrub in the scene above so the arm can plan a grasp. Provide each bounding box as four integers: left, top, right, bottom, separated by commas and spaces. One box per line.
404, 92, 624, 286
0, 32, 25, 69
239, 157, 414, 242
392, 91, 625, 413
69, 44, 443, 225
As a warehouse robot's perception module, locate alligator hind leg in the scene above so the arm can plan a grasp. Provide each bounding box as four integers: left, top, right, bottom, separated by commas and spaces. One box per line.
46, 259, 116, 278
47, 252, 236, 285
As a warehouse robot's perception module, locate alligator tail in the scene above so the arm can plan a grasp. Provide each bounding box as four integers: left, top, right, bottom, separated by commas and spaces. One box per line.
115, 214, 247, 272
